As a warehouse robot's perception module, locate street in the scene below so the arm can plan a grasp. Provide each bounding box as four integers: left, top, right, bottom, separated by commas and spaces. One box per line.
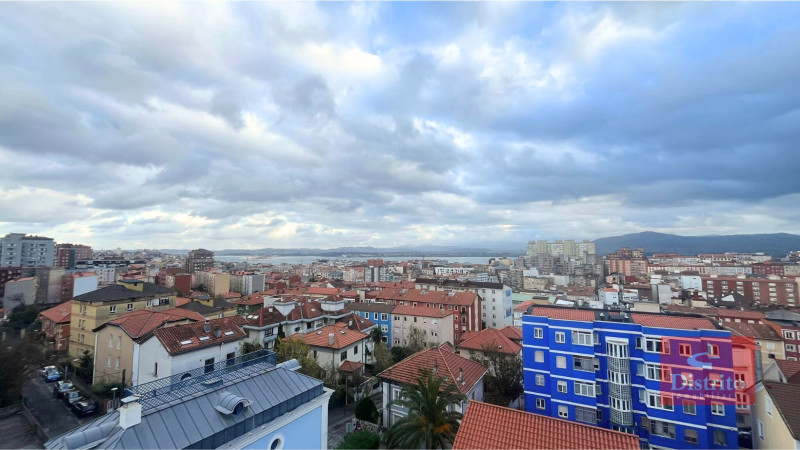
22, 375, 92, 440
327, 393, 382, 449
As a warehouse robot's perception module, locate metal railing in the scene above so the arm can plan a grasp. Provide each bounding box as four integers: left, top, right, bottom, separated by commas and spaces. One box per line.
127, 350, 277, 411
609, 383, 632, 400
608, 356, 629, 373
610, 408, 633, 426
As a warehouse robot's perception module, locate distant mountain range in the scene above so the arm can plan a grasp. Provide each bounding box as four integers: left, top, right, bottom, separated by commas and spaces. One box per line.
160, 245, 515, 257
593, 232, 800, 256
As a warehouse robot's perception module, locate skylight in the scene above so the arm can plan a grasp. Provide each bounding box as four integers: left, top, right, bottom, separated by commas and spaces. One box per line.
224, 331, 234, 336
180, 339, 192, 345
199, 336, 211, 341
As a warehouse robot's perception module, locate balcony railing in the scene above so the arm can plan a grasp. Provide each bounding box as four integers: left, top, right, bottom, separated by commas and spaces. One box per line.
608, 356, 629, 373
610, 383, 632, 400
610, 407, 633, 426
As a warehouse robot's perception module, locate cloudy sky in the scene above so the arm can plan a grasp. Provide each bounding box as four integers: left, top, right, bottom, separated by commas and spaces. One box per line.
1, 2, 799, 250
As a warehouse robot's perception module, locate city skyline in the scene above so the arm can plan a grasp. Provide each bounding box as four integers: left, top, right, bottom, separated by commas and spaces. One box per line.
1, 3, 800, 249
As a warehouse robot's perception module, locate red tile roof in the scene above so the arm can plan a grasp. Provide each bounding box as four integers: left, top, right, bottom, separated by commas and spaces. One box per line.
457, 328, 521, 355
776, 360, 800, 380
297, 322, 368, 350
232, 292, 267, 306
101, 309, 204, 339
222, 292, 242, 299
631, 313, 717, 330
530, 307, 595, 322
244, 306, 285, 328
374, 288, 479, 307
513, 300, 536, 312
39, 301, 72, 324
716, 309, 765, 320
345, 314, 376, 332
339, 361, 364, 373
453, 402, 640, 450
305, 287, 342, 296
153, 315, 247, 355
175, 297, 191, 307
392, 305, 455, 318
378, 343, 487, 395
763, 381, 800, 440
723, 322, 783, 340
499, 326, 522, 342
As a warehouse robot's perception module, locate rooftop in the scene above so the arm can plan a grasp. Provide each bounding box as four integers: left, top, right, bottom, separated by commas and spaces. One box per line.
73, 283, 173, 303
392, 304, 455, 318
98, 309, 204, 339
528, 306, 720, 330
453, 401, 640, 450
39, 301, 72, 324
297, 322, 368, 350
344, 302, 395, 314
378, 343, 487, 395
456, 328, 521, 355
152, 316, 247, 355
723, 322, 783, 340
763, 381, 800, 441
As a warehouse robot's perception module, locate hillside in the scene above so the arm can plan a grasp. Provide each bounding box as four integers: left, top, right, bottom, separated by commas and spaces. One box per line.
593, 232, 800, 256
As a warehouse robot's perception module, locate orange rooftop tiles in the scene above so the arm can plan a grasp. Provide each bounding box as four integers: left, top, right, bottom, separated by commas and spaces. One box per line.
452, 401, 640, 450
457, 328, 521, 355
378, 343, 487, 395
40, 301, 72, 324
297, 322, 367, 349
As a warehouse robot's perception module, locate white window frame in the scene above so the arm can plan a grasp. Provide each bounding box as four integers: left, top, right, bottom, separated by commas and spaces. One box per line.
535, 374, 545, 386
557, 405, 568, 418
555, 331, 565, 344
711, 402, 725, 416
557, 380, 567, 393
572, 331, 593, 346
575, 381, 595, 397
534, 351, 544, 363
534, 328, 543, 339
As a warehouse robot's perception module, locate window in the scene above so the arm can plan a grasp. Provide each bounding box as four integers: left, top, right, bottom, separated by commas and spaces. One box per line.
381, 313, 388, 321
117, 336, 121, 349
736, 393, 749, 409
758, 420, 764, 441
785, 330, 796, 340
638, 389, 646, 403
679, 343, 692, 356
610, 397, 631, 411
115, 357, 120, 369
354, 345, 359, 354
153, 362, 158, 377
713, 430, 727, 446
107, 355, 111, 367
126, 303, 134, 311
535, 374, 545, 386
204, 358, 215, 373
534, 328, 543, 339
636, 363, 644, 376
555, 332, 565, 343
558, 405, 568, 418
557, 381, 567, 393
109, 305, 117, 314
340, 350, 347, 361
711, 402, 725, 416
709, 373, 722, 388
645, 364, 671, 382
572, 331, 593, 346
575, 381, 595, 397
536, 398, 545, 409
606, 342, 629, 358
647, 393, 674, 411
635, 337, 642, 349
683, 400, 696, 415
109, 334, 113, 347
649, 420, 676, 439
575, 406, 595, 424
574, 356, 594, 372
787, 344, 797, 352
556, 356, 566, 369
765, 396, 773, 415
535, 351, 544, 363
608, 371, 630, 385
708, 343, 720, 357
644, 337, 664, 353
685, 429, 698, 445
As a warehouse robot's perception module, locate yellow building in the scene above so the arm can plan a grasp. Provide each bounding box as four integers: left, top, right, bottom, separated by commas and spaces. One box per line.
754, 381, 800, 449
69, 279, 176, 358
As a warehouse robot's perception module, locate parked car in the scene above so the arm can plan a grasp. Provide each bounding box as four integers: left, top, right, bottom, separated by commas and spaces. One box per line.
62, 390, 83, 406
53, 381, 74, 399
39, 365, 57, 379
44, 368, 62, 382
71, 401, 97, 417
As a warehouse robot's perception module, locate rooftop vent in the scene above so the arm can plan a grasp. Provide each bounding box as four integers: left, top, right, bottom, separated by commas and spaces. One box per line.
214, 326, 222, 338
215, 392, 250, 416
203, 321, 211, 333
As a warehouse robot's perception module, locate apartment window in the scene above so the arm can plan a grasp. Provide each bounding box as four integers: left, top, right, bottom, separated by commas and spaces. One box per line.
713, 430, 727, 446
126, 303, 134, 311
711, 402, 724, 416
765, 396, 773, 415
340, 350, 347, 361
109, 334, 113, 347
557, 381, 567, 393
685, 429, 698, 445
115, 357, 120, 370
557, 405, 568, 418
709, 373, 722, 388
758, 420, 764, 441
644, 337, 665, 353
535, 374, 545, 386
204, 358, 215, 373
638, 389, 646, 403
574, 356, 594, 372
117, 336, 121, 349
607, 342, 629, 358
788, 344, 797, 352
556, 356, 566, 369
679, 343, 692, 356
535, 351, 544, 363
575, 381, 595, 397
610, 397, 631, 411
575, 406, 595, 424
572, 331, 593, 346
707, 343, 720, 357
736, 393, 749, 408
536, 398, 545, 410
413, 317, 417, 323
354, 345, 359, 354
107, 355, 111, 367
635, 337, 642, 349
636, 363, 644, 376
608, 371, 630, 385
647, 393, 674, 411
645, 363, 671, 382
81, 305, 87, 314
683, 400, 697, 415
555, 332, 565, 343
381, 313, 388, 321
649, 420, 676, 439
109, 305, 117, 314
534, 328, 543, 339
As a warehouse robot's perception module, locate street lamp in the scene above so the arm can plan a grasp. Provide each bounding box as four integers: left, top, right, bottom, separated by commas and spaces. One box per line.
110, 387, 119, 411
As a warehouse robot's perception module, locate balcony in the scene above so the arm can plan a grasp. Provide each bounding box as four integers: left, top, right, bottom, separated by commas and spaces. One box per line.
610, 407, 633, 426
609, 383, 632, 400
608, 356, 629, 373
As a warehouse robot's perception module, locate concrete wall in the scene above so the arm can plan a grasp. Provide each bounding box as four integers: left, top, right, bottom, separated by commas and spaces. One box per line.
754, 384, 800, 450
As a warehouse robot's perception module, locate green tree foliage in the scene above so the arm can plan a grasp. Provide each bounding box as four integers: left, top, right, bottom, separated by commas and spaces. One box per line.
407, 326, 427, 353
335, 430, 381, 450
355, 396, 379, 423
372, 342, 393, 374
472, 343, 523, 407
5, 305, 39, 331
240, 340, 263, 355
0, 341, 43, 406
390, 346, 414, 364
383, 371, 466, 449
74, 350, 94, 384
369, 327, 383, 344
275, 338, 322, 379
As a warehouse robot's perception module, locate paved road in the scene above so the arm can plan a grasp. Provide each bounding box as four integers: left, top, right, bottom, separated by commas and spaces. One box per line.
327, 394, 382, 449
22, 375, 92, 440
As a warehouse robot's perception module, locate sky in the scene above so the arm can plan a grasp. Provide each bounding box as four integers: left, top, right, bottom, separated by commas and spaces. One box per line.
1, 2, 800, 250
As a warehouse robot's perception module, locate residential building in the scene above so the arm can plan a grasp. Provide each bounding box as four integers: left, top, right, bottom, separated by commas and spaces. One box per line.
762, 359, 800, 383
193, 270, 231, 296
243, 306, 283, 351
415, 278, 510, 329
0, 233, 55, 267
378, 343, 487, 427
34, 266, 65, 304
346, 302, 394, 345
457, 327, 522, 361
724, 322, 785, 363
92, 309, 204, 385
434, 266, 474, 276
39, 301, 72, 351
185, 248, 214, 274
69, 280, 176, 358
701, 274, 798, 306
46, 352, 333, 450
765, 309, 800, 360
0, 266, 23, 299
271, 297, 353, 337
2, 276, 36, 311
230, 273, 266, 296
60, 272, 98, 301
392, 305, 455, 348
365, 259, 386, 282
753, 381, 800, 450
136, 316, 248, 385
55, 244, 93, 269
296, 322, 369, 373
523, 306, 741, 449
177, 296, 238, 320
453, 401, 640, 450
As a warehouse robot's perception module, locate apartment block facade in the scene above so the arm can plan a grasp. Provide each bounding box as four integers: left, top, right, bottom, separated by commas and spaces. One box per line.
522, 307, 742, 449
0, 233, 55, 267
701, 275, 798, 306
55, 244, 93, 269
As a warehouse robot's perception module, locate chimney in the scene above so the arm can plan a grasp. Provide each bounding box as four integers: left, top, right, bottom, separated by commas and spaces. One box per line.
458, 368, 464, 383
329, 333, 334, 346
203, 321, 211, 333
214, 326, 221, 338
119, 396, 142, 429
348, 320, 353, 327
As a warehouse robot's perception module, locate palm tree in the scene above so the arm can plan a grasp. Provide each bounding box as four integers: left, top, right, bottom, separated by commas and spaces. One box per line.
383, 371, 467, 449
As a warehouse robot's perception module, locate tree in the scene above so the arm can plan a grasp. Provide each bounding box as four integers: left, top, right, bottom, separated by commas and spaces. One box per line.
5, 305, 39, 331
473, 343, 523, 408
390, 346, 413, 364
406, 326, 428, 353
369, 327, 383, 345
355, 396, 379, 423
0, 341, 43, 406
240, 339, 263, 355
383, 371, 466, 449
372, 342, 393, 374
74, 350, 94, 384
275, 338, 322, 379
336, 430, 381, 450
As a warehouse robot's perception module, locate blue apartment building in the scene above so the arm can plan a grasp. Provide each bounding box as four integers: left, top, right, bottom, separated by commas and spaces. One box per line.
522, 306, 739, 449
347, 302, 394, 346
